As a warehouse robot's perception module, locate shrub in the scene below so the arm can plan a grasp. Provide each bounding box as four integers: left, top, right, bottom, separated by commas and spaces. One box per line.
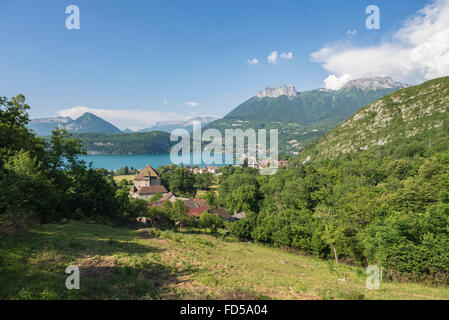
199, 212, 223, 233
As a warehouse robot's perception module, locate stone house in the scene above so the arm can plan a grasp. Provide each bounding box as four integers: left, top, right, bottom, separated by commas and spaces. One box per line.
130, 164, 168, 200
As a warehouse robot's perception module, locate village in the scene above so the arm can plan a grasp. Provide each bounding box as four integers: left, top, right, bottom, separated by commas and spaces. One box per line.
128, 164, 247, 224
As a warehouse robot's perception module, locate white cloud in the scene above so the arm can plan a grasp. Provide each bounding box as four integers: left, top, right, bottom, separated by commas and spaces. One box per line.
346, 29, 357, 35
163, 100, 168, 104
268, 51, 278, 64
311, 0, 449, 87
247, 58, 259, 65
280, 52, 293, 59
185, 101, 199, 107
324, 74, 352, 90
57, 106, 189, 130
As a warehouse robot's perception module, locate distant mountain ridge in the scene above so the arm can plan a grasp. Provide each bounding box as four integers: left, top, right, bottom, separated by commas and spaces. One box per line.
341, 76, 408, 91
257, 84, 297, 98
139, 116, 217, 133
29, 112, 122, 136
206, 76, 408, 154
224, 77, 408, 123
30, 113, 217, 136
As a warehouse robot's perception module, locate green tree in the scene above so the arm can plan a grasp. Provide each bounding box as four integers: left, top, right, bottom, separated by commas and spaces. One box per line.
149, 193, 163, 202
199, 211, 223, 233
117, 166, 129, 175
314, 204, 344, 265
201, 191, 218, 210
47, 128, 85, 172
194, 172, 214, 190
230, 211, 257, 241
1, 150, 58, 223
0, 95, 45, 163
168, 199, 189, 223
168, 166, 197, 197
218, 168, 260, 213
69, 168, 119, 219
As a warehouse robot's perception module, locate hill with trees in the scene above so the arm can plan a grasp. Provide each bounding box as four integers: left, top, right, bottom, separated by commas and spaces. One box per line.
213, 77, 449, 284
73, 131, 174, 155
0, 95, 149, 226
206, 77, 407, 154
300, 76, 449, 162
3, 81, 449, 294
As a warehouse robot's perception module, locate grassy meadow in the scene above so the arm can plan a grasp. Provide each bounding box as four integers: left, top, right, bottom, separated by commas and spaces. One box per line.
113, 175, 136, 183
1, 221, 449, 300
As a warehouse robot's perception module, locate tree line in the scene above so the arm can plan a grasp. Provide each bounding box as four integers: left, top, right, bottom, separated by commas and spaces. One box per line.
221, 140, 449, 284
3, 94, 449, 284
0, 95, 148, 228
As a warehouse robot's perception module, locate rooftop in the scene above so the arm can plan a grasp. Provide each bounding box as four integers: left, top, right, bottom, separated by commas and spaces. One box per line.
136, 185, 168, 195
134, 165, 160, 180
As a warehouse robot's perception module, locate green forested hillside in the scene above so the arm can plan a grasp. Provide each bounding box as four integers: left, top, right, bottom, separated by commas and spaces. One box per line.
207, 82, 404, 154
3, 87, 449, 297
215, 77, 449, 284
0, 94, 151, 226
224, 88, 400, 123
74, 131, 174, 155
301, 76, 449, 162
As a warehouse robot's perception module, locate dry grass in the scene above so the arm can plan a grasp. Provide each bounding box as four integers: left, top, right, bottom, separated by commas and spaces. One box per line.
1, 221, 449, 300
113, 175, 135, 183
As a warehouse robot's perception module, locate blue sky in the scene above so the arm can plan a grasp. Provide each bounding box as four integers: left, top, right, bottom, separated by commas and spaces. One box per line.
1, 0, 445, 130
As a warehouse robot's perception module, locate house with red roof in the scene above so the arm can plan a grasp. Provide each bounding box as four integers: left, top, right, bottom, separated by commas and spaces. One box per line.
148, 192, 176, 207
182, 198, 211, 217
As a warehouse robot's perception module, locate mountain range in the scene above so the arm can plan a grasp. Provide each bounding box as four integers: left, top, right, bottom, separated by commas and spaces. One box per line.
28, 76, 411, 155
30, 113, 217, 137
206, 76, 408, 154
29, 112, 122, 136
138, 116, 217, 133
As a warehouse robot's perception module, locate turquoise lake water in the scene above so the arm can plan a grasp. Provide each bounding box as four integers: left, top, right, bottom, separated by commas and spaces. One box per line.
79, 153, 236, 171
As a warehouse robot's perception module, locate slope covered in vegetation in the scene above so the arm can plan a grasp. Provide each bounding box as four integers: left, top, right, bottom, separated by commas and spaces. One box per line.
2, 221, 449, 300
215, 78, 449, 284
74, 131, 174, 155
206, 79, 405, 154
301, 76, 449, 162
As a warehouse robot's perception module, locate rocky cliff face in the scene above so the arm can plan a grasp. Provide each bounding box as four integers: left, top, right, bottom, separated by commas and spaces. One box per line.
342, 76, 408, 91
257, 84, 297, 98
139, 116, 218, 133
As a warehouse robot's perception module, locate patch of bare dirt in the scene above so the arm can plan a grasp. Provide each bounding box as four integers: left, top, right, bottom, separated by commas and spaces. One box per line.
79, 255, 116, 280
0, 221, 29, 239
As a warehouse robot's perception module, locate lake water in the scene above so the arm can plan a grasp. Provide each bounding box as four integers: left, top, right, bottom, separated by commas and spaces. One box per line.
79, 153, 236, 171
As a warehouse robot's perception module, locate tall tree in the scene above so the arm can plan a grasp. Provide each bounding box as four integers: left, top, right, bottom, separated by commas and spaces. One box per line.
168, 166, 197, 197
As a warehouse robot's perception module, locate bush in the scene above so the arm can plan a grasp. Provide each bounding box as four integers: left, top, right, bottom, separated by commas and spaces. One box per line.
199, 212, 223, 233
362, 204, 449, 283
230, 212, 257, 241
